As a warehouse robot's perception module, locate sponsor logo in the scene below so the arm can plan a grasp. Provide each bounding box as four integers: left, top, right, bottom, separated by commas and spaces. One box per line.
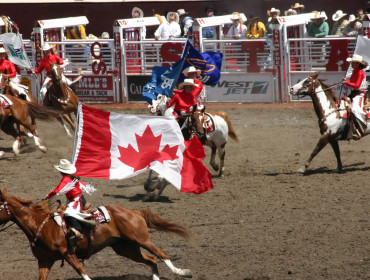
8, 44, 25, 60
211, 81, 269, 95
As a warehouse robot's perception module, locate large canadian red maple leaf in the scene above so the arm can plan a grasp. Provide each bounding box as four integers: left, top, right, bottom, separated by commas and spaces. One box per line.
118, 125, 179, 171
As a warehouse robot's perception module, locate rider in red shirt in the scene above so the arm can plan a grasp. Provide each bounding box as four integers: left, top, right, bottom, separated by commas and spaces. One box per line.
167, 78, 197, 114
182, 66, 205, 110
46, 159, 95, 253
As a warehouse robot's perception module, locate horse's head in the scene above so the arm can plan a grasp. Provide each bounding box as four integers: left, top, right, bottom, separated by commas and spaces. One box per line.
290, 72, 320, 97
190, 106, 208, 144
148, 95, 175, 117
0, 72, 10, 94
49, 62, 63, 85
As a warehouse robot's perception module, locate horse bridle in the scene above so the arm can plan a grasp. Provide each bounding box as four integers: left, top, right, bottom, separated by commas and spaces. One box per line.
0, 199, 31, 228
297, 77, 342, 97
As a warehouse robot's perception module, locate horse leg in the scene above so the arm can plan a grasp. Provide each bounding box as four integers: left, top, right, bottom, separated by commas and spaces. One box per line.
328, 137, 343, 172
154, 178, 169, 200
144, 170, 154, 191
2, 120, 21, 155
56, 115, 73, 137
63, 253, 92, 280
63, 113, 76, 130
209, 142, 219, 171
298, 135, 329, 174
37, 259, 55, 280
217, 143, 226, 178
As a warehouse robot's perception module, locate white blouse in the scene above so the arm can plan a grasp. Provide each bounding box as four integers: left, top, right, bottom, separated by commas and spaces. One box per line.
155, 21, 181, 39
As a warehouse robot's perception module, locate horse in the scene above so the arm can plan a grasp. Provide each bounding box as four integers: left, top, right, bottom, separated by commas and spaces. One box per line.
47, 62, 80, 137
0, 94, 61, 156
0, 189, 193, 280
290, 72, 370, 173
190, 107, 240, 177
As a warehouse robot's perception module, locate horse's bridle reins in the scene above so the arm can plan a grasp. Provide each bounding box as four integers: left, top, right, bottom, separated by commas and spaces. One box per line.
50, 65, 71, 105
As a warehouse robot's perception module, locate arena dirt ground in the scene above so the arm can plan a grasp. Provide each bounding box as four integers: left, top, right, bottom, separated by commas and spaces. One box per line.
1, 102, 370, 280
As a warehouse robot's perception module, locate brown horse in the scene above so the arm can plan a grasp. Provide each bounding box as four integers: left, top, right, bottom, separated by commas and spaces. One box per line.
0, 94, 61, 156
47, 62, 80, 137
0, 189, 193, 280
191, 107, 240, 177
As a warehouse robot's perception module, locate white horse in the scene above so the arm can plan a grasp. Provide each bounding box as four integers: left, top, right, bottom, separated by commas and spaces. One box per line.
290, 72, 370, 173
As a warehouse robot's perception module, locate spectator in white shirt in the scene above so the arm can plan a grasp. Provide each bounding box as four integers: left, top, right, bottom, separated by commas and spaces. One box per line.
154, 11, 181, 40
226, 12, 247, 39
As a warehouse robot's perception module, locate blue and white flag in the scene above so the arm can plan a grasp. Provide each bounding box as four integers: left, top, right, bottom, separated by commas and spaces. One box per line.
0, 32, 32, 69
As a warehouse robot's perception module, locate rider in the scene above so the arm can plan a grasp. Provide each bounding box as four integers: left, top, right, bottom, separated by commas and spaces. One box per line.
0, 47, 30, 100
32, 43, 73, 105
342, 54, 368, 139
45, 159, 95, 253
181, 66, 205, 110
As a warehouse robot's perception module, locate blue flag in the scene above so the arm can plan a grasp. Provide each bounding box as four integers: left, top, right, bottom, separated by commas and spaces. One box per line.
142, 40, 222, 104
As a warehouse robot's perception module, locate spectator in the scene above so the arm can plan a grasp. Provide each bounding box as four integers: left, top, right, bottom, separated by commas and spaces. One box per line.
342, 14, 362, 37
154, 12, 181, 40
246, 15, 266, 39
131, 7, 146, 40
65, 24, 88, 62
202, 7, 217, 39
101, 32, 110, 39
292, 3, 305, 14
265, 8, 280, 38
226, 12, 247, 39
331, 10, 349, 36
177, 9, 193, 38
308, 12, 329, 38
66, 25, 87, 40
285, 9, 297, 16
356, 9, 365, 21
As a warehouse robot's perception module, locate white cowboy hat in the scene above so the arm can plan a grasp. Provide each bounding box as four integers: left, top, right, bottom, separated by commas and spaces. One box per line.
346, 54, 368, 65
292, 3, 305, 9
179, 78, 199, 89
132, 7, 144, 18
166, 11, 179, 23
183, 66, 201, 77
54, 159, 77, 174
332, 10, 347, 21
101, 32, 110, 39
177, 9, 189, 17
284, 9, 297, 16
311, 12, 327, 21
348, 14, 357, 22
0, 47, 7, 53
267, 8, 281, 17
230, 12, 244, 24
42, 43, 53, 51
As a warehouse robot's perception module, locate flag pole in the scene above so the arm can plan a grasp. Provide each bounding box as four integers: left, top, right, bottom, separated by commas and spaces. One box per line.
71, 102, 81, 163
172, 40, 191, 91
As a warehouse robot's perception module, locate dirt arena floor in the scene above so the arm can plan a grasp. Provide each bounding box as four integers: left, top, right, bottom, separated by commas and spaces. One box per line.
1, 102, 370, 280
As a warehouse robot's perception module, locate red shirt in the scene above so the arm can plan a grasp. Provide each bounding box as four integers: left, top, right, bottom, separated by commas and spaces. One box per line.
47, 175, 84, 200
0, 59, 17, 78
345, 67, 366, 90
167, 91, 196, 112
34, 54, 64, 75
192, 79, 204, 99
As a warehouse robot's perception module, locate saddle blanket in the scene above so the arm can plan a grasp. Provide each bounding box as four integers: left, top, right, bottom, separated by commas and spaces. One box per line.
204, 113, 215, 133
0, 94, 12, 109
53, 206, 111, 227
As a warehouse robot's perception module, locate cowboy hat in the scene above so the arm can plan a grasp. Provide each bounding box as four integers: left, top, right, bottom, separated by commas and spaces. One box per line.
230, 12, 244, 24
54, 159, 77, 174
166, 11, 179, 23
332, 10, 347, 21
311, 12, 327, 21
284, 9, 297, 16
292, 3, 305, 9
0, 47, 7, 53
132, 7, 144, 18
267, 8, 280, 17
101, 32, 110, 39
346, 54, 368, 65
177, 9, 189, 17
179, 78, 199, 89
42, 43, 53, 51
348, 14, 357, 22
249, 14, 260, 21
183, 66, 201, 77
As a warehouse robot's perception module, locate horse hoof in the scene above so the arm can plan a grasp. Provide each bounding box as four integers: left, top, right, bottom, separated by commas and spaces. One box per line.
179, 269, 192, 278
39, 146, 48, 153
27, 132, 33, 137
297, 167, 306, 174
0, 151, 4, 157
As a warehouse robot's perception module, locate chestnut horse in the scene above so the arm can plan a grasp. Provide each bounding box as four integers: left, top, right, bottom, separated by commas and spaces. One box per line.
0, 94, 61, 156
290, 72, 370, 173
47, 62, 80, 137
0, 189, 193, 280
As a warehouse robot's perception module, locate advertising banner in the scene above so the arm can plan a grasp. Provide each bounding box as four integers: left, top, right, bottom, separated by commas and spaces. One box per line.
127, 75, 151, 102
206, 73, 275, 102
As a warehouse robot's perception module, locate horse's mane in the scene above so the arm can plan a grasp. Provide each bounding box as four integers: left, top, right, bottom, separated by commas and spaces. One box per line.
318, 78, 337, 102
13, 195, 51, 214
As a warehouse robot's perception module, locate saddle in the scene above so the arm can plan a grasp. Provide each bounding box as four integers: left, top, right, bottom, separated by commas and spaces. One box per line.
0, 94, 12, 109
203, 113, 215, 133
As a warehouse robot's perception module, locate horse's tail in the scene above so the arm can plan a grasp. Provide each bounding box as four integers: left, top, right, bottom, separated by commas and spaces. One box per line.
24, 100, 62, 120
139, 209, 193, 242
220, 112, 239, 143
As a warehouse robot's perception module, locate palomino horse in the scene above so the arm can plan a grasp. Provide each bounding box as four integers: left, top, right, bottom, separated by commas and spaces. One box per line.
290, 72, 370, 173
0, 94, 61, 156
191, 107, 240, 177
47, 62, 80, 137
0, 189, 193, 280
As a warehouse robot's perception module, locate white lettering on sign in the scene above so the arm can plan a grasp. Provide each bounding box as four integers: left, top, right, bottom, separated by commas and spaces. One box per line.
79, 77, 108, 89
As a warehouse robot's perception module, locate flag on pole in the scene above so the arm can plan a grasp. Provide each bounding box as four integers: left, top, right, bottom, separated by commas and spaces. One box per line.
73, 104, 213, 194
0, 33, 32, 69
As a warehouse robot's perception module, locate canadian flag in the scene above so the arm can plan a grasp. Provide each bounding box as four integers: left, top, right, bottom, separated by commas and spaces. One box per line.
73, 104, 213, 194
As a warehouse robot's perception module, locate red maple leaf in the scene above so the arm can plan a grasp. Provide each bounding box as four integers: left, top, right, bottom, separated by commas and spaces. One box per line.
117, 125, 179, 171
